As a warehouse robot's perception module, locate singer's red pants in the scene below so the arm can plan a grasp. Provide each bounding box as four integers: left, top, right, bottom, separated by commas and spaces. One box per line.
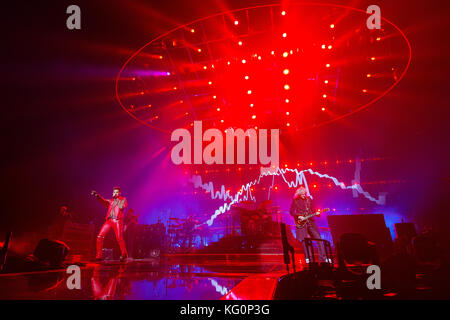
96, 219, 128, 258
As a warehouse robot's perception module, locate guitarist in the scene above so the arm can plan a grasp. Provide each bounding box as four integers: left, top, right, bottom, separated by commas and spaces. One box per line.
289, 186, 328, 263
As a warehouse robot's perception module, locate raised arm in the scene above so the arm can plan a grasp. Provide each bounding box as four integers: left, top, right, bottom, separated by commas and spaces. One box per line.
91, 191, 110, 208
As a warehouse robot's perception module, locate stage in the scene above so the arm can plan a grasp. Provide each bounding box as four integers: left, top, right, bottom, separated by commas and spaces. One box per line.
1, 251, 449, 300
0, 254, 290, 300
1, 0, 449, 307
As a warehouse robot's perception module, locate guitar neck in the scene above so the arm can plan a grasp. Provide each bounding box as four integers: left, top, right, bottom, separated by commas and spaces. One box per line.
303, 212, 319, 219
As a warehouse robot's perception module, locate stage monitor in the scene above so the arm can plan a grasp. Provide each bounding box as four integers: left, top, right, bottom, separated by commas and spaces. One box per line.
327, 214, 393, 260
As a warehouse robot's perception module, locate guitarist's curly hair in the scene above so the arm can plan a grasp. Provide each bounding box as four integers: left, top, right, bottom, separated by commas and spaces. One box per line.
293, 186, 308, 199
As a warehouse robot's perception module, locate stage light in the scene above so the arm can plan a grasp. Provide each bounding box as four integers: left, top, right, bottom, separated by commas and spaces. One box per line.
252, 115, 256, 119
324, 80, 328, 84
166, 72, 171, 75
371, 57, 376, 61
286, 111, 290, 115
281, 10, 286, 16
286, 123, 290, 127
330, 24, 335, 29
190, 123, 194, 126
220, 119, 224, 123
290, 50, 293, 54
367, 74, 372, 77
284, 164, 288, 168
197, 48, 202, 53
322, 94, 327, 98
203, 66, 207, 69
282, 32, 287, 38
326, 63, 330, 68
234, 20, 239, 25
140, 91, 145, 95
244, 75, 249, 79
227, 61, 231, 65
247, 90, 252, 94
283, 69, 290, 75
313, 184, 317, 188
213, 95, 217, 99
238, 41, 243, 46
322, 107, 326, 111
362, 89, 367, 93
376, 37, 381, 41
283, 52, 288, 58
284, 84, 290, 90
274, 186, 278, 190
242, 59, 246, 64
132, 77, 136, 81
271, 50, 275, 55
148, 104, 152, 108
159, 55, 163, 59
173, 86, 177, 90
250, 103, 254, 107
217, 108, 220, 111
208, 81, 212, 85
285, 99, 290, 103
258, 56, 262, 60
321, 44, 326, 49
211, 64, 215, 68
328, 45, 332, 49
190, 28, 195, 33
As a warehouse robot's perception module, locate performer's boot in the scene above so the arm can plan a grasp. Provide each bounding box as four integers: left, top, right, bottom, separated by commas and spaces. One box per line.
118, 239, 128, 262
96, 235, 105, 260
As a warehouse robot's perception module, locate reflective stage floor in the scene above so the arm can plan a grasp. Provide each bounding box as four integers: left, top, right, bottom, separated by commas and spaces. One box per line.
0, 254, 291, 300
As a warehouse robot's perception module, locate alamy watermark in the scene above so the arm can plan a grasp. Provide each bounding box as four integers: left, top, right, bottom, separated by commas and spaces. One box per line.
171, 121, 279, 168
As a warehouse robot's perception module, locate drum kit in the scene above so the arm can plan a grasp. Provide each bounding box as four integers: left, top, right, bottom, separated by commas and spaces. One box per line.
167, 217, 209, 250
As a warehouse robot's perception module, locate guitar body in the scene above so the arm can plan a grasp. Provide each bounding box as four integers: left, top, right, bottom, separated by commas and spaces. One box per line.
295, 208, 330, 228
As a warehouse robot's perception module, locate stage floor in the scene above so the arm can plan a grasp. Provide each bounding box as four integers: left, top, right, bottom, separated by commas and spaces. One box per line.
0, 254, 295, 300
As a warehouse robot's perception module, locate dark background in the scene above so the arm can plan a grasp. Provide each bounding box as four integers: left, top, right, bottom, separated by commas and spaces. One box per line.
1, 1, 449, 245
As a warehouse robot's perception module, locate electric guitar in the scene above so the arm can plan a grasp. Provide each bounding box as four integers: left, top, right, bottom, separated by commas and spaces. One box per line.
295, 208, 329, 227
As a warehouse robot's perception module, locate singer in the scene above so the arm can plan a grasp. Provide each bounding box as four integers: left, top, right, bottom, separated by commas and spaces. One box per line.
91, 187, 128, 262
